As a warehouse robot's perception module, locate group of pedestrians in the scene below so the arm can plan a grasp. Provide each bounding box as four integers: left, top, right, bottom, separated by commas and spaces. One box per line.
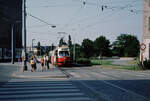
40, 55, 50, 71
30, 55, 50, 72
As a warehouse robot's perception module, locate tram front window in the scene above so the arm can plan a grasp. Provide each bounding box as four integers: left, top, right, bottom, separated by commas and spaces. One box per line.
59, 51, 69, 57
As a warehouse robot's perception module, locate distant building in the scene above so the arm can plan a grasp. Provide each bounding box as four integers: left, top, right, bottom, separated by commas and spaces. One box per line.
0, 0, 22, 61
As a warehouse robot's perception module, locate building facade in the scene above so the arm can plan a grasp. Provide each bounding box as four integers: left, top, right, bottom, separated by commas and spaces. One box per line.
0, 0, 22, 61
142, 0, 150, 60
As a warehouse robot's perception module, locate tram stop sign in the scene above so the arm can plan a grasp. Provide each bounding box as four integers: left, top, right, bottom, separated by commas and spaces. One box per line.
140, 43, 146, 51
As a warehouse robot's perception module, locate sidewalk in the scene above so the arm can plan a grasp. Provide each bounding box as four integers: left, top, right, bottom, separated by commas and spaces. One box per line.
12, 62, 67, 78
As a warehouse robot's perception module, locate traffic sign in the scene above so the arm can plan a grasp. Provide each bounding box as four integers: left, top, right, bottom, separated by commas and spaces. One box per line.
140, 43, 146, 51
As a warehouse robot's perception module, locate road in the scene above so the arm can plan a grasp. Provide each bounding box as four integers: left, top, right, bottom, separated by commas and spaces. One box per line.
0, 63, 93, 101
0, 63, 20, 82
0, 63, 150, 101
61, 66, 150, 101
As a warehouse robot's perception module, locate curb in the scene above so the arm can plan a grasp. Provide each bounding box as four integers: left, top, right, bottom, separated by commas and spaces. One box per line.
12, 73, 67, 78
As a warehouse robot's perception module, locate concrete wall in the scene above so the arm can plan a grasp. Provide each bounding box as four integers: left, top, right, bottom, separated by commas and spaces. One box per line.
142, 0, 150, 60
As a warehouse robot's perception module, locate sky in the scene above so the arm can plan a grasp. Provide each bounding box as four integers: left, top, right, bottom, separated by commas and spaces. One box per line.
26, 0, 142, 46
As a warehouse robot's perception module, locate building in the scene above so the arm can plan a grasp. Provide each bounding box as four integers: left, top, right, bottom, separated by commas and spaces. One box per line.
0, 0, 22, 61
142, 0, 150, 60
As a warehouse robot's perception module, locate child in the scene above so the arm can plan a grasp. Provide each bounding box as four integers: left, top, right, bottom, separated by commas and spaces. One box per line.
30, 58, 35, 72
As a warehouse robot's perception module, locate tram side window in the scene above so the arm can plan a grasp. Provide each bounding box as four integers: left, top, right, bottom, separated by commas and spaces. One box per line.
59, 51, 69, 56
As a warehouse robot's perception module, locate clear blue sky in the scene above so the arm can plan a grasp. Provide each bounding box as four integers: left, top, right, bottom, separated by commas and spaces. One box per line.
26, 0, 142, 46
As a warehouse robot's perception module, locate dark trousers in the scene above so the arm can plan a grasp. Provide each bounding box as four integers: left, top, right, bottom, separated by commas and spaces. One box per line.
47, 61, 49, 69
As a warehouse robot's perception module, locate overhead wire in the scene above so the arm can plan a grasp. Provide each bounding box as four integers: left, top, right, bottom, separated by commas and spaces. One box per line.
58, 0, 141, 43
64, 0, 141, 31
57, 0, 86, 44
59, 1, 85, 31
77, 0, 140, 31
27, 0, 142, 45
27, 13, 56, 27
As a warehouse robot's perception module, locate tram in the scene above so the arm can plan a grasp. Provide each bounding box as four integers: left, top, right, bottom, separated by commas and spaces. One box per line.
50, 45, 70, 66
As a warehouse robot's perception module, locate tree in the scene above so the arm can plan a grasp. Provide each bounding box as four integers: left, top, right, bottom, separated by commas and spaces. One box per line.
59, 38, 67, 47
81, 38, 94, 58
112, 34, 140, 57
36, 42, 44, 56
94, 36, 111, 57
70, 43, 82, 61
37, 41, 41, 56
68, 35, 72, 48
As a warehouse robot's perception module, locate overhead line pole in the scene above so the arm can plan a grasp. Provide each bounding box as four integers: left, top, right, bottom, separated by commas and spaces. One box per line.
23, 0, 27, 71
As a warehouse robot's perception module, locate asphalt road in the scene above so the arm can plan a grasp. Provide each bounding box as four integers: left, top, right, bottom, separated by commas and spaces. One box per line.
0, 63, 93, 101
1, 63, 150, 101
61, 66, 150, 101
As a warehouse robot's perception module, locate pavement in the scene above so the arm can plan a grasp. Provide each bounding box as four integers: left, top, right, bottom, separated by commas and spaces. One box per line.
12, 62, 67, 78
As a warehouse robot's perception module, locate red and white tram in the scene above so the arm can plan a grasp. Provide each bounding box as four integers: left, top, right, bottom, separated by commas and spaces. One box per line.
50, 45, 71, 66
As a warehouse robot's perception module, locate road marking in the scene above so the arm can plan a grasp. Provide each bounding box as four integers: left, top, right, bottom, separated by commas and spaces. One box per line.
0, 80, 92, 101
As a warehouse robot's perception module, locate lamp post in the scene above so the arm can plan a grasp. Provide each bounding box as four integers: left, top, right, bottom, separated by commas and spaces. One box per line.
11, 21, 21, 64
11, 24, 14, 64
32, 39, 35, 51
73, 39, 76, 63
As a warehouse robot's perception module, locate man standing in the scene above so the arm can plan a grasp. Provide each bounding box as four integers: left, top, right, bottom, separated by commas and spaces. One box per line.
45, 55, 49, 70
40, 56, 44, 71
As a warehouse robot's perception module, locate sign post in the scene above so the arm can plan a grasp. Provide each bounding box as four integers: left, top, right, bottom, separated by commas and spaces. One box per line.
140, 43, 146, 64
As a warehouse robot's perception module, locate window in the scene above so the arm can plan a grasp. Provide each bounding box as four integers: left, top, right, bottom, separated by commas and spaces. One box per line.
59, 51, 69, 57
54, 50, 58, 56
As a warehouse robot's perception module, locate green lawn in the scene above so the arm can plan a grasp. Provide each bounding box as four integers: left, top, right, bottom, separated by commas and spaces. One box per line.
91, 59, 141, 70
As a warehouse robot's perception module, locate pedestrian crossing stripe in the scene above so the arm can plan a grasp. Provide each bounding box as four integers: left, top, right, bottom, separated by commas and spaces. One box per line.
0, 81, 92, 101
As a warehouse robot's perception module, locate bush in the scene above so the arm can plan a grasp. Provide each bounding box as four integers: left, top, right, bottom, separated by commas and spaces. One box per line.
137, 59, 150, 70
77, 58, 91, 65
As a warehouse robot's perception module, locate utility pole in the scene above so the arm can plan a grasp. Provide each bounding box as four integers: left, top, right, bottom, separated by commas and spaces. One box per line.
22, 0, 27, 71
73, 40, 76, 63
11, 24, 15, 64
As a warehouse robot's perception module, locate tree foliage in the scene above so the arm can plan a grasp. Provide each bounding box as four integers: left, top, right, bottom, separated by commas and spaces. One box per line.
36, 42, 41, 56
94, 36, 111, 57
81, 38, 94, 58
37, 42, 41, 50
59, 38, 67, 47
68, 35, 72, 48
112, 34, 140, 57
70, 43, 82, 61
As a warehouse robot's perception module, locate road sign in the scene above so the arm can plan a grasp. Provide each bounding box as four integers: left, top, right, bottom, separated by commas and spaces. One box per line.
140, 43, 146, 51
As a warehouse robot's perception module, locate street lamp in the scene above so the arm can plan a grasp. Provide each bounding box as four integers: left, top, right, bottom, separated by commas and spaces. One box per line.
32, 39, 35, 51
